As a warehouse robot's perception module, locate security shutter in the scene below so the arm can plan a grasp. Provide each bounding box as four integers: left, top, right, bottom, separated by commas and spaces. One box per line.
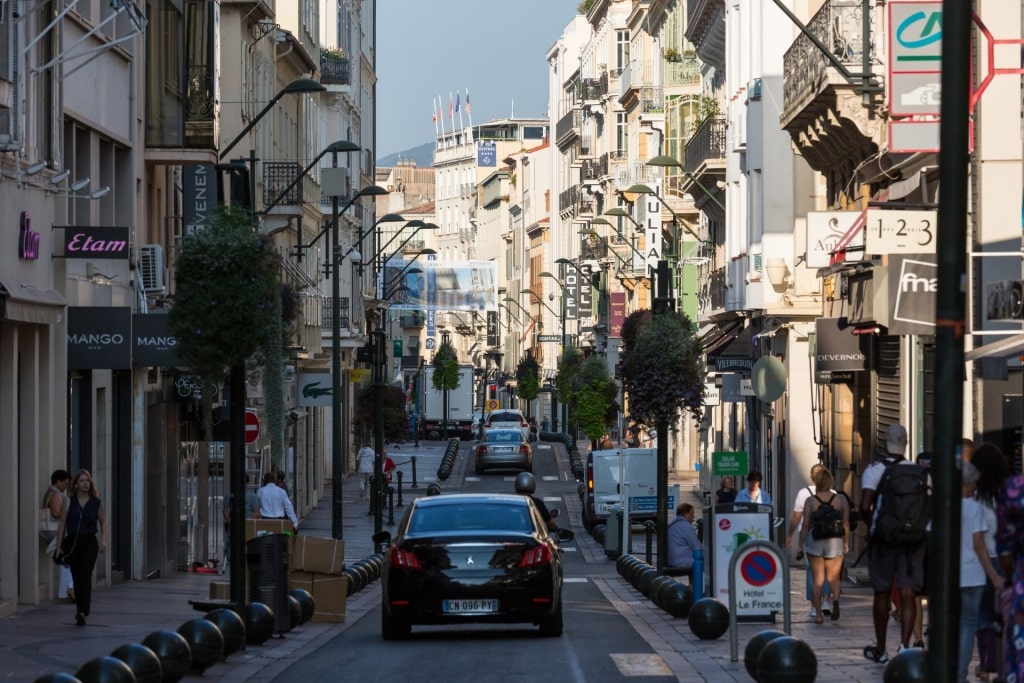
874, 334, 902, 453
0, 2, 20, 149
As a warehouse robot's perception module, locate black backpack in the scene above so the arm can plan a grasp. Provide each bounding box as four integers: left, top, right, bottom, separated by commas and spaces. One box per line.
809, 494, 845, 539
874, 462, 930, 547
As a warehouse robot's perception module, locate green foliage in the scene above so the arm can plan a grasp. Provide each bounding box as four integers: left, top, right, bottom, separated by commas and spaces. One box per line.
620, 309, 704, 427
516, 355, 540, 402
577, 0, 595, 14
569, 355, 618, 441
352, 382, 408, 445
168, 204, 281, 379
555, 347, 583, 404
431, 341, 461, 391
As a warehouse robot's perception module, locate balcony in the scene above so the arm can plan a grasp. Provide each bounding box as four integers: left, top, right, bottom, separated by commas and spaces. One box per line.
558, 185, 578, 215
320, 53, 351, 87
262, 161, 303, 209
706, 266, 727, 311
686, 0, 726, 68
640, 86, 664, 114
780, 0, 879, 192
399, 312, 425, 328
581, 157, 607, 182
664, 53, 701, 87
618, 60, 656, 105
581, 237, 608, 261
322, 297, 350, 330
404, 239, 425, 253
683, 116, 726, 194
555, 107, 581, 149
580, 77, 605, 102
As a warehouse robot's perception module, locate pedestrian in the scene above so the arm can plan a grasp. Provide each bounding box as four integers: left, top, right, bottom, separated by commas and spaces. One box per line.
995, 469, 1024, 683
666, 503, 702, 571
785, 463, 832, 617
972, 443, 1011, 681
860, 423, 930, 663
714, 476, 737, 504
257, 470, 299, 532
541, 416, 550, 433
356, 444, 375, 498
798, 467, 848, 624
383, 451, 397, 485
735, 470, 772, 506
41, 469, 74, 601
958, 461, 1005, 683
53, 469, 107, 627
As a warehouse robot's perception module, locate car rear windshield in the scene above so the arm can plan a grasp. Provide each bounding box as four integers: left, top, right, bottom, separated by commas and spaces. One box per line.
485, 431, 524, 443
489, 412, 522, 423
409, 503, 533, 534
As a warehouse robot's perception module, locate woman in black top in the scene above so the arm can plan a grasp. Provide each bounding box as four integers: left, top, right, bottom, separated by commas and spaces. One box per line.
715, 476, 737, 504
54, 469, 107, 626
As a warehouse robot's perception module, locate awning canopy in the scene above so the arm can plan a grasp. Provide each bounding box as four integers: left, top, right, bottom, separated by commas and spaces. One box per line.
965, 334, 1024, 361
0, 281, 66, 325
699, 319, 745, 356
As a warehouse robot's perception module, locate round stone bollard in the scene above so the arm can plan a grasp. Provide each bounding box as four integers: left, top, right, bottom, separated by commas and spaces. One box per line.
592, 524, 607, 545
110, 643, 161, 683
203, 608, 246, 657
74, 656, 136, 683
343, 568, 358, 596
883, 646, 927, 683
244, 602, 276, 646
661, 581, 694, 618
33, 674, 83, 683
744, 630, 787, 682
648, 575, 676, 609
756, 636, 818, 683
687, 597, 730, 640
287, 595, 302, 631
289, 588, 315, 625
615, 554, 631, 577
637, 567, 658, 598
141, 630, 191, 683
177, 618, 224, 675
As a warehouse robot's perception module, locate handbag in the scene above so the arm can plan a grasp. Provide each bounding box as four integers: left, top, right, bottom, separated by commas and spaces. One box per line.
39, 489, 60, 540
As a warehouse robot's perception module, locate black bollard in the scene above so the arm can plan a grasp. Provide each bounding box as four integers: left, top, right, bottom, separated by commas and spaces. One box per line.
387, 485, 395, 525
396, 470, 404, 507
410, 455, 418, 488
644, 520, 656, 566
366, 475, 375, 516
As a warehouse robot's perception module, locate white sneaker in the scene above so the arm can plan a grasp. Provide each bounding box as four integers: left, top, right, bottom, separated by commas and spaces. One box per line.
809, 607, 818, 618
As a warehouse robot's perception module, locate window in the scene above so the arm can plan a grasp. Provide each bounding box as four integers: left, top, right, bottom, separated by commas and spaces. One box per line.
616, 30, 630, 71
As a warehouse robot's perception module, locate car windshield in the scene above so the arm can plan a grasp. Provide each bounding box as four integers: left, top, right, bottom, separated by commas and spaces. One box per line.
485, 431, 523, 443
489, 412, 521, 423
409, 503, 534, 534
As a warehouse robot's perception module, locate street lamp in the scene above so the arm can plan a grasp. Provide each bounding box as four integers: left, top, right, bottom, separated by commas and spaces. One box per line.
521, 288, 560, 319
622, 184, 704, 243
220, 78, 327, 160
331, 184, 388, 540
644, 155, 726, 213
604, 207, 643, 232
220, 75, 328, 614
538, 273, 569, 434
498, 302, 524, 326
590, 217, 647, 263
502, 296, 532, 320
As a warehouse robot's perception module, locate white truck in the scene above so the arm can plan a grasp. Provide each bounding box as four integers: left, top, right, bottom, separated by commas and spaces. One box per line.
421, 364, 475, 440
581, 447, 674, 532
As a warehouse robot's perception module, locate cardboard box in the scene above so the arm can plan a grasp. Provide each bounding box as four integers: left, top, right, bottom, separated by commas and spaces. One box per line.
291, 536, 345, 575
209, 580, 230, 600
310, 574, 347, 623
287, 570, 315, 594
244, 519, 293, 542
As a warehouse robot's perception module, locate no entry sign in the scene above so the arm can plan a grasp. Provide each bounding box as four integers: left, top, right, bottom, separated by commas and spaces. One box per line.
244, 410, 260, 444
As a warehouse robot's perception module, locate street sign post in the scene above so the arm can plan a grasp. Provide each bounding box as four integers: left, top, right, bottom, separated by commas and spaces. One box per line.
244, 410, 260, 444
727, 540, 791, 661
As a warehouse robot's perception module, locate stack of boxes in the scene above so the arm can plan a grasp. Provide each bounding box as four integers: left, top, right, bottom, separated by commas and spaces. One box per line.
208, 520, 347, 623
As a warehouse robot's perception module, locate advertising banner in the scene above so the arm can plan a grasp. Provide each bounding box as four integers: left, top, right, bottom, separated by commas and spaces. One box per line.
813, 317, 869, 383
68, 306, 132, 369
609, 292, 626, 337
383, 259, 498, 311
888, 254, 936, 335
132, 313, 179, 368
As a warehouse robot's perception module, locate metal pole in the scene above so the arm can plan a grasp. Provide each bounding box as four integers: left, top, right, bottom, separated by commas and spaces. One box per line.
373, 329, 386, 535
331, 149, 344, 540
931, 0, 970, 675
228, 364, 246, 612
653, 260, 673, 575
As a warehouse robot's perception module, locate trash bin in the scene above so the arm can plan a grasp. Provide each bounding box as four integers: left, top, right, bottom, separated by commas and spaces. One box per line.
247, 534, 290, 634
604, 505, 625, 559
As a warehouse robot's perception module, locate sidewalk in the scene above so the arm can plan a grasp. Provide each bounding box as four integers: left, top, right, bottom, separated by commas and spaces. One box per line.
2, 439, 908, 682
0, 440, 450, 682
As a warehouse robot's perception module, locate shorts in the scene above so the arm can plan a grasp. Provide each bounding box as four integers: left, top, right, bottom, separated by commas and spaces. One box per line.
868, 542, 925, 593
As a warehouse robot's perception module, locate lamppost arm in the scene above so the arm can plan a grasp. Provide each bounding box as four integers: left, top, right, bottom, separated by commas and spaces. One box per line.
502, 296, 532, 319
221, 78, 327, 160
521, 288, 560, 319
262, 140, 360, 214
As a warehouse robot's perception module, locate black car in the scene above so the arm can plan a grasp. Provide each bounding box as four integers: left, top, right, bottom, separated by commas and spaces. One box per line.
380, 493, 565, 639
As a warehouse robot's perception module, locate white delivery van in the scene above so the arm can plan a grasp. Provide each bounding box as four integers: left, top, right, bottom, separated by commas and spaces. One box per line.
582, 448, 667, 531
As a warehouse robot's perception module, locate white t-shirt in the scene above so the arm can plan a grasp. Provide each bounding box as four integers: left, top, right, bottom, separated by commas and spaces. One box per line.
960, 496, 987, 587
978, 497, 997, 558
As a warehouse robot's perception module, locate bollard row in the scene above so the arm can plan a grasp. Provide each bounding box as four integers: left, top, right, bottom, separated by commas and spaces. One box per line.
435, 438, 460, 481
33, 591, 319, 683
615, 554, 693, 619
342, 551, 386, 596
539, 431, 584, 481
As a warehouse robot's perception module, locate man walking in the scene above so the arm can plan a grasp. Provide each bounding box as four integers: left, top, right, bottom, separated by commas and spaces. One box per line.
356, 444, 375, 498
257, 470, 299, 533
860, 423, 930, 664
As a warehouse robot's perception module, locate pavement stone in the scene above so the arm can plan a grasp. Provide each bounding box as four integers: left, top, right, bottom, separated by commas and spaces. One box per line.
1, 439, 916, 682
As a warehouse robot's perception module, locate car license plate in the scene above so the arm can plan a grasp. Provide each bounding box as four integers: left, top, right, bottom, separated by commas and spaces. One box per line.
443, 599, 498, 614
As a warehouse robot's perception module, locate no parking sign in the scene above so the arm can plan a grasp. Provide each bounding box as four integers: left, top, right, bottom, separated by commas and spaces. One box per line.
727, 540, 792, 662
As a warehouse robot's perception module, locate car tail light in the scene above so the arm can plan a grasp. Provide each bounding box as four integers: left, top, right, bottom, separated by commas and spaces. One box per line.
587, 463, 594, 492
477, 445, 487, 454
519, 445, 529, 454
519, 544, 552, 568
521, 421, 528, 428
390, 546, 422, 570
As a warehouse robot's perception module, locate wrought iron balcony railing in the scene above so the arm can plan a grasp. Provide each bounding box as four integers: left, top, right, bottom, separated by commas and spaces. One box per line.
320, 53, 351, 86
684, 116, 727, 176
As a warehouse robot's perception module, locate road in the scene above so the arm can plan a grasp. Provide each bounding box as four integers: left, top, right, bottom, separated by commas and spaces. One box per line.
275, 440, 679, 681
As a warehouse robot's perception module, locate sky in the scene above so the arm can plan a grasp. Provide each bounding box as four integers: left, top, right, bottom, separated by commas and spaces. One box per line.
376, 0, 579, 158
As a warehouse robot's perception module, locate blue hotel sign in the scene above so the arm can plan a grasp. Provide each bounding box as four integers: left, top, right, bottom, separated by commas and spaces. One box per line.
477, 141, 496, 167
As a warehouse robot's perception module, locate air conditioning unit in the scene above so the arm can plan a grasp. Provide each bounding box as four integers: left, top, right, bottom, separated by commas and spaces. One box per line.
139, 244, 166, 292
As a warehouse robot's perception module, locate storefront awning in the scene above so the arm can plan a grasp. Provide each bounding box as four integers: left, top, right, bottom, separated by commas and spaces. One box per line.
699, 319, 745, 356
0, 281, 66, 325
965, 334, 1024, 361
706, 322, 755, 372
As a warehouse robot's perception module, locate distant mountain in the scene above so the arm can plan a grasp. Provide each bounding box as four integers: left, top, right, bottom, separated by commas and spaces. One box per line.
377, 142, 434, 168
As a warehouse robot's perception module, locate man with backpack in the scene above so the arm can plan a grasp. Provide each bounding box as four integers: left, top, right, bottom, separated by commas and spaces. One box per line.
859, 423, 931, 664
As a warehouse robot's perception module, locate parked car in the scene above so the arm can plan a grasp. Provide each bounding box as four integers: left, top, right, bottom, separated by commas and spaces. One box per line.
474, 429, 532, 474
379, 493, 565, 639
485, 409, 530, 442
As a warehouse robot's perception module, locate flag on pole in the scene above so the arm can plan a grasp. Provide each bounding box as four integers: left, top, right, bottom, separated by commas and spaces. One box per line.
464, 91, 471, 116
449, 92, 454, 120
455, 93, 460, 113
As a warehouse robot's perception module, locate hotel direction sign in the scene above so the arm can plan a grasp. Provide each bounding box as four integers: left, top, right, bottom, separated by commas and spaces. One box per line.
60, 226, 130, 259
